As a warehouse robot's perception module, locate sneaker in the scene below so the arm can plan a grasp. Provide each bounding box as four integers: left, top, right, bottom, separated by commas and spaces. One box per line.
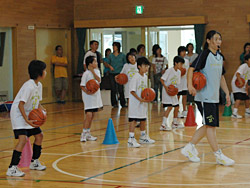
139, 134, 155, 144
86, 133, 97, 141
214, 149, 235, 166
6, 166, 25, 177
160, 125, 172, 131
172, 122, 185, 129
245, 111, 250, 117
80, 132, 87, 142
178, 112, 184, 118
231, 113, 242, 119
182, 111, 188, 117
181, 143, 200, 162
30, 159, 46, 170
128, 137, 141, 148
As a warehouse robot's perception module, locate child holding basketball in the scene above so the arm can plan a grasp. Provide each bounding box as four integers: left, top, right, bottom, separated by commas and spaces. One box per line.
231, 54, 250, 118
177, 46, 190, 118
7, 60, 47, 177
127, 57, 155, 147
181, 30, 235, 166
80, 56, 103, 142
160, 56, 184, 131
117, 52, 138, 103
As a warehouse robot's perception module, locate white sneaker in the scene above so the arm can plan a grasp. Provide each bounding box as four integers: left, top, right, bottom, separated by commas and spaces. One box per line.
139, 134, 155, 144
172, 122, 185, 129
181, 143, 200, 162
160, 125, 172, 131
245, 111, 250, 117
182, 111, 188, 117
86, 133, 97, 141
231, 113, 242, 119
128, 137, 141, 148
178, 112, 184, 118
6, 166, 25, 177
80, 132, 87, 142
30, 159, 46, 170
214, 149, 235, 166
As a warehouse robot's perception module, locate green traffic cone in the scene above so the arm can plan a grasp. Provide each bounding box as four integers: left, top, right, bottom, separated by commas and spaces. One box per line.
222, 104, 232, 116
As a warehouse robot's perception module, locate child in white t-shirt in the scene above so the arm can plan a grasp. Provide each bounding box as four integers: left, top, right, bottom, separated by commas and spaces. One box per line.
118, 52, 138, 102
7, 60, 47, 177
160, 56, 184, 131
127, 57, 155, 148
231, 54, 250, 118
80, 56, 103, 142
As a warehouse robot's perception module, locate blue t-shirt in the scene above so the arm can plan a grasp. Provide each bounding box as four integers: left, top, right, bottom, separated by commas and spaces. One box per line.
107, 53, 126, 74
191, 49, 224, 103
103, 57, 110, 74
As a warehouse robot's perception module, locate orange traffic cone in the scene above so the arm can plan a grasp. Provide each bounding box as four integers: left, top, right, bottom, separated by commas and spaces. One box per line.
18, 138, 33, 168
184, 104, 197, 127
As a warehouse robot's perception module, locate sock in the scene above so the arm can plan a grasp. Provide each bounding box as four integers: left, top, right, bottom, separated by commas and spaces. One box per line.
173, 118, 177, 123
9, 150, 22, 168
214, 149, 221, 155
140, 130, 146, 136
246, 108, 250, 113
83, 129, 87, 133
87, 128, 90, 133
162, 117, 168, 125
233, 108, 238, 114
129, 132, 135, 138
32, 144, 42, 160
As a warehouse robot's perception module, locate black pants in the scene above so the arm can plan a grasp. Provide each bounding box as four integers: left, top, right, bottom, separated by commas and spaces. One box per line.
109, 74, 126, 107
154, 73, 162, 101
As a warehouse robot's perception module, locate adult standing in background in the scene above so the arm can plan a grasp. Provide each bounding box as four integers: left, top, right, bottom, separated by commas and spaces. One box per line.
148, 44, 160, 89
240, 42, 250, 65
185, 43, 198, 64
51, 45, 68, 104
136, 44, 145, 60
106, 42, 127, 108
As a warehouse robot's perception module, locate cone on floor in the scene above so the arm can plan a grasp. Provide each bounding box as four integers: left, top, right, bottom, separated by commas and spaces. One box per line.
18, 138, 33, 168
222, 104, 232, 116
184, 104, 197, 127
102, 118, 119, 145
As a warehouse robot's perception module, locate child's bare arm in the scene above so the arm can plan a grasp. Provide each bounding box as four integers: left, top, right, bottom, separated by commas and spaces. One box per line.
160, 78, 169, 92
187, 67, 196, 96
236, 72, 244, 87
18, 101, 39, 128
131, 91, 149, 103
80, 86, 93, 95
38, 104, 46, 112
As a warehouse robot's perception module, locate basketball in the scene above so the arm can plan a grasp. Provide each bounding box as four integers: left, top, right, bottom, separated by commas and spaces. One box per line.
28, 108, 46, 126
116, 73, 128, 85
235, 77, 245, 88
192, 72, 207, 90
180, 67, 186, 76
167, 85, 178, 96
141, 88, 156, 102
86, 79, 100, 94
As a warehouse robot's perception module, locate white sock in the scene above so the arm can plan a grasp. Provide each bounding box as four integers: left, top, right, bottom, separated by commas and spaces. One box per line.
129, 132, 135, 138
173, 118, 178, 123
233, 108, 238, 114
141, 130, 146, 136
162, 117, 168, 125
246, 108, 250, 113
83, 129, 87, 133
87, 128, 90, 133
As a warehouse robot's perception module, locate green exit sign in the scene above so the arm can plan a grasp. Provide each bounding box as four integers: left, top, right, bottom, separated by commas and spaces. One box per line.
135, 5, 143, 14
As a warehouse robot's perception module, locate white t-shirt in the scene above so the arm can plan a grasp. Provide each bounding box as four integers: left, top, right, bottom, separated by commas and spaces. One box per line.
161, 67, 181, 105
80, 69, 103, 110
231, 63, 250, 93
128, 73, 148, 119
177, 58, 189, 92
120, 63, 138, 98
10, 79, 42, 130
152, 56, 168, 74
185, 53, 198, 64
83, 51, 97, 65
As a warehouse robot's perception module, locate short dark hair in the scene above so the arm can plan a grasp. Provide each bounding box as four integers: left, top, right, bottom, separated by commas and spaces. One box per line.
173, 56, 185, 66
90, 40, 99, 46
137, 44, 145, 53
244, 54, 250, 61
113, 42, 121, 53
105, 48, 111, 57
137, 57, 150, 69
126, 52, 136, 63
177, 46, 187, 55
55, 45, 62, 51
28, 60, 46, 80
243, 42, 250, 53
186, 43, 194, 49
86, 56, 96, 68
129, 48, 137, 54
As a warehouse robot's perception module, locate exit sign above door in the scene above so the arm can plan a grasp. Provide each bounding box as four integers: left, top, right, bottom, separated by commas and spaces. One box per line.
135, 6, 143, 15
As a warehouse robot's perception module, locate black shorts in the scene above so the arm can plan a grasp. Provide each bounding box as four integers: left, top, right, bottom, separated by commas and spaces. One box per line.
163, 104, 179, 108
85, 108, 99, 113
195, 101, 219, 127
178, 90, 188, 96
128, 118, 146, 122
233, 92, 249, 101
13, 128, 42, 139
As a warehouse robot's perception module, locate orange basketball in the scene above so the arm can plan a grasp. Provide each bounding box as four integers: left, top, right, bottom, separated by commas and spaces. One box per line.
116, 73, 128, 85
235, 77, 245, 88
192, 72, 206, 90
141, 88, 156, 102
86, 79, 100, 94
28, 108, 46, 126
180, 67, 186, 76
167, 85, 178, 96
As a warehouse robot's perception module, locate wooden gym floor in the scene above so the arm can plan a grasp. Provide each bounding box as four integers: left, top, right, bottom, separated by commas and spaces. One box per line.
0, 102, 250, 188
